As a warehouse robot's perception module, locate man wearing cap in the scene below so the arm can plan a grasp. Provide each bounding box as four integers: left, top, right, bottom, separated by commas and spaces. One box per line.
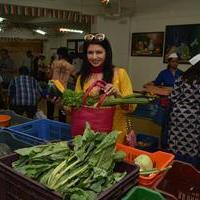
144, 53, 182, 92
142, 53, 183, 149
154, 53, 182, 87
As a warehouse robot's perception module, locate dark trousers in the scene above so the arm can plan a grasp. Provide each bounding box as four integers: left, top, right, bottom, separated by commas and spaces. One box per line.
0, 89, 7, 109
47, 100, 66, 122
160, 106, 171, 150
10, 105, 37, 119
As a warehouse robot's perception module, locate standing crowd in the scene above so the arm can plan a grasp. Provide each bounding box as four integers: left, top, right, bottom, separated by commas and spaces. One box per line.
0, 33, 199, 167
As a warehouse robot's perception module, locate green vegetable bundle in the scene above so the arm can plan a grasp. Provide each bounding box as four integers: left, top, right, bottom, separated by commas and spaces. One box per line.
62, 89, 153, 108
12, 124, 127, 200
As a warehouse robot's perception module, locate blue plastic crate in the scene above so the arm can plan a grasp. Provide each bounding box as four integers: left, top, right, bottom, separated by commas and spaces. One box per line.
0, 129, 44, 149
136, 133, 159, 152
7, 119, 71, 142
133, 103, 166, 126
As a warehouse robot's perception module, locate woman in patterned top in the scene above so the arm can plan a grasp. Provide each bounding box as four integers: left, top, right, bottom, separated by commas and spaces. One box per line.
168, 54, 200, 167
75, 33, 135, 143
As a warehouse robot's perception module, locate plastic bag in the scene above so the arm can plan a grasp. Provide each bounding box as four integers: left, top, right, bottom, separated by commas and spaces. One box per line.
125, 129, 137, 147
34, 110, 47, 119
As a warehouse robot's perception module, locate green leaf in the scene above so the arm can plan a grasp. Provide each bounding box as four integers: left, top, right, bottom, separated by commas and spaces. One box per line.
67, 188, 97, 200
89, 179, 105, 193
113, 151, 126, 162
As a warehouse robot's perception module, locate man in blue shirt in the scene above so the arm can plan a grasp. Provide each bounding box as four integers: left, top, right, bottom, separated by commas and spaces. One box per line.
153, 53, 182, 87
144, 53, 183, 95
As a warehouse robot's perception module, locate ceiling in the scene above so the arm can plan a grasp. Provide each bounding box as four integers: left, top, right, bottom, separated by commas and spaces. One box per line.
0, 0, 136, 36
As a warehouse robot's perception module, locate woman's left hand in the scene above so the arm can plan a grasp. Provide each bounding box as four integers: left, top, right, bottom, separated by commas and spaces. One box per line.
104, 84, 121, 97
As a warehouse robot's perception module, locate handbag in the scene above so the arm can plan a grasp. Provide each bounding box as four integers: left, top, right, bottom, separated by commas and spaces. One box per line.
71, 80, 116, 136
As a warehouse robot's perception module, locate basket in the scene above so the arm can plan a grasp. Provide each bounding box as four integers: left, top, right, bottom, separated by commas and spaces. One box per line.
0, 110, 31, 126
0, 115, 11, 127
0, 130, 44, 151
7, 119, 71, 142
122, 186, 166, 200
116, 143, 174, 187
0, 153, 139, 200
71, 80, 115, 136
154, 160, 200, 200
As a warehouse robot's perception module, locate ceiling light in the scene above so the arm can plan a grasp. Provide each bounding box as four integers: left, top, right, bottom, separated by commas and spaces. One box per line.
34, 29, 47, 35
0, 28, 2, 32
59, 28, 83, 34
0, 17, 5, 23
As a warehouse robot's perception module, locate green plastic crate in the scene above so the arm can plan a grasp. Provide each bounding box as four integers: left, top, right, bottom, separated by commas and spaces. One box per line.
122, 186, 166, 200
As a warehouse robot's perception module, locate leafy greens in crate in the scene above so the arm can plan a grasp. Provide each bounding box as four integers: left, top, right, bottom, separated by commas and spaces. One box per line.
12, 124, 127, 200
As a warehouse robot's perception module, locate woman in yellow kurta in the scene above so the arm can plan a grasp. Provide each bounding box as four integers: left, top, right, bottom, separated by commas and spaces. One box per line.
75, 33, 134, 143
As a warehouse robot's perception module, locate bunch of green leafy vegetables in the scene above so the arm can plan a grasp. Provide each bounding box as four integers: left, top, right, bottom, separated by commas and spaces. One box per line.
12, 123, 127, 200
62, 89, 153, 108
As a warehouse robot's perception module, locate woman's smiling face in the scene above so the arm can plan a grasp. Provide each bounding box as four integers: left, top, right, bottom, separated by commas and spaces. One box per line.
87, 44, 106, 68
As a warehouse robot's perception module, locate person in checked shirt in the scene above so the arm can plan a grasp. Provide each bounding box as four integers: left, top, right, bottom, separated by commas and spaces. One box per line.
8, 66, 42, 118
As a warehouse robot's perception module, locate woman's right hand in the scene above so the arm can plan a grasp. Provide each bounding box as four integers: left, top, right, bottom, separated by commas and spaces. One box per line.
104, 83, 121, 97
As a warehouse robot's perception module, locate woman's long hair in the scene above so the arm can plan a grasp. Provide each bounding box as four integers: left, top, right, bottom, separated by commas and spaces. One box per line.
80, 37, 114, 89
182, 61, 200, 85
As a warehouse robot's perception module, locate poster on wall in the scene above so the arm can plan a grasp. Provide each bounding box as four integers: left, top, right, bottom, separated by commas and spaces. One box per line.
131, 32, 164, 57
164, 24, 200, 63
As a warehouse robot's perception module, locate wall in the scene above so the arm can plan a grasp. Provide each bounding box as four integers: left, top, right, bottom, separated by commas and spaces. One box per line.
91, 0, 200, 89
43, 32, 84, 61
0, 28, 45, 67
128, 0, 200, 90
0, 27, 84, 63
1, 0, 200, 89
93, 16, 131, 69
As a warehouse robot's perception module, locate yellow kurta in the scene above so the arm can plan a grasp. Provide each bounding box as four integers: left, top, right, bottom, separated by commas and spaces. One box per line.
75, 67, 134, 143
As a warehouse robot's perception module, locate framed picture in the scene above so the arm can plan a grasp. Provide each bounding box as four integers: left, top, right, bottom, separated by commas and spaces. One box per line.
67, 39, 84, 54
131, 32, 164, 57
164, 24, 200, 63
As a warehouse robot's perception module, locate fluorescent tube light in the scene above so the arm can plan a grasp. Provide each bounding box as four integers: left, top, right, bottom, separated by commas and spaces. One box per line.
0, 17, 5, 23
34, 29, 47, 35
59, 28, 83, 34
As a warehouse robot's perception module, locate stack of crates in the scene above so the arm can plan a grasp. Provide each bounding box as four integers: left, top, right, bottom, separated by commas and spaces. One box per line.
0, 155, 139, 200
122, 186, 165, 200
116, 143, 174, 187
0, 129, 44, 148
7, 119, 72, 142
154, 160, 200, 200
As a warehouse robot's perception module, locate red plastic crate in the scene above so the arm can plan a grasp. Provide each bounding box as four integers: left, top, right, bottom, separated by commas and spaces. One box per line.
154, 160, 200, 200
0, 153, 139, 200
116, 143, 174, 187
